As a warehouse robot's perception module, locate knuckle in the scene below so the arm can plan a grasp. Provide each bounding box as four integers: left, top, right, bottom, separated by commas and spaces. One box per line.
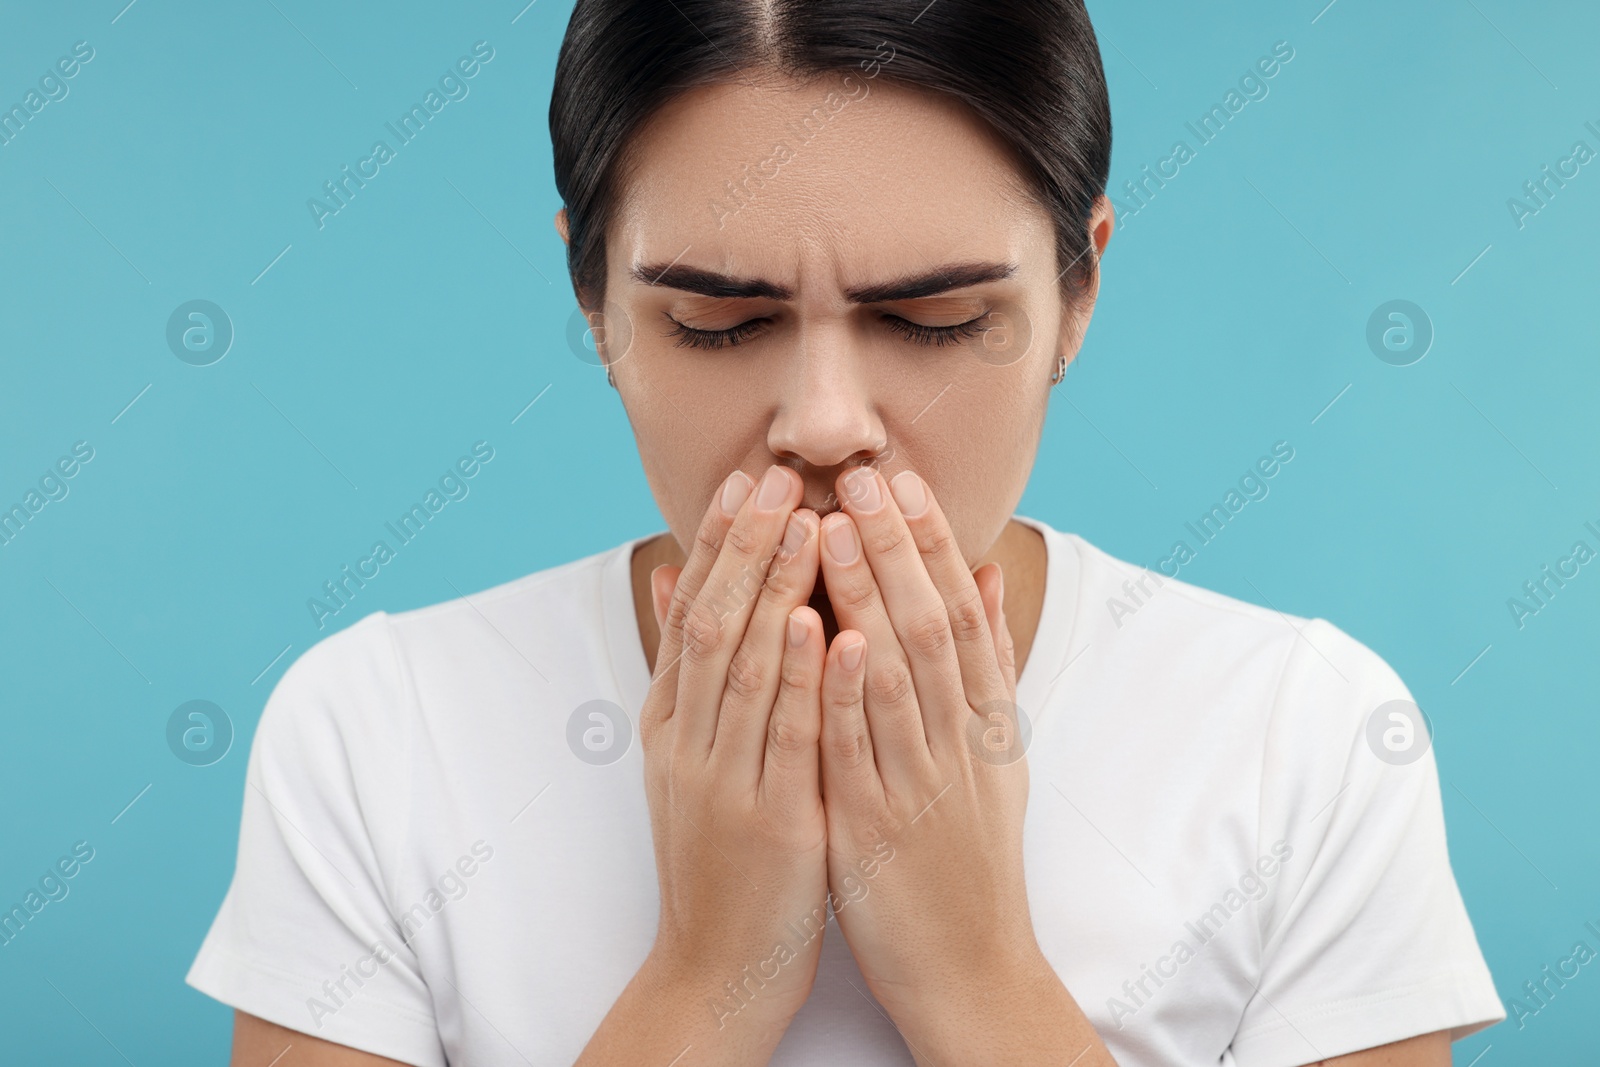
713, 569, 761, 618
920, 523, 958, 561
680, 601, 727, 663
724, 645, 768, 701
761, 554, 805, 599
722, 520, 765, 562
764, 537, 806, 579
827, 728, 872, 768
779, 650, 814, 693
866, 662, 914, 707
755, 575, 793, 607
767, 712, 813, 758
693, 521, 725, 562
832, 572, 879, 614
903, 606, 953, 659
770, 526, 811, 573
862, 520, 910, 560
948, 590, 990, 645
664, 586, 696, 633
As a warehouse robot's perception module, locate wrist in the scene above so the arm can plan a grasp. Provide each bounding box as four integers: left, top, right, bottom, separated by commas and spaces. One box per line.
892, 949, 1100, 1067
577, 946, 808, 1067
643, 939, 815, 1032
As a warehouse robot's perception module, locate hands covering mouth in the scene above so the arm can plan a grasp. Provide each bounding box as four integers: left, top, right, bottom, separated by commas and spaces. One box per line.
616, 462, 1110, 1066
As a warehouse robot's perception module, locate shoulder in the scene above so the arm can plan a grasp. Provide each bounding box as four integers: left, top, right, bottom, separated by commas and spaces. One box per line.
1067, 528, 1307, 639
259, 536, 638, 751
1058, 531, 1423, 837
381, 537, 629, 659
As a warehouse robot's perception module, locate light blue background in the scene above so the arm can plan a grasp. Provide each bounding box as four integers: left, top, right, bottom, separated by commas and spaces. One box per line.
1, 0, 1596, 1062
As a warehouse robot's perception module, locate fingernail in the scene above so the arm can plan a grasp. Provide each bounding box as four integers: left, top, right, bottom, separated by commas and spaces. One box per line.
787, 612, 807, 648
889, 470, 927, 518
756, 465, 792, 511
720, 470, 754, 516
844, 467, 883, 512
780, 512, 809, 558
824, 517, 860, 565
839, 639, 865, 672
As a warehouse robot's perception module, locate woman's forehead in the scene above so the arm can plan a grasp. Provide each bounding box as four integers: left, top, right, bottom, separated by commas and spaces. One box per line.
610, 77, 1051, 279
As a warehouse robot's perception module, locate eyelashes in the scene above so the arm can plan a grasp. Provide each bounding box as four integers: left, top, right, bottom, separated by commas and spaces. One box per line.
667, 314, 991, 350
666, 317, 768, 350
880, 315, 990, 347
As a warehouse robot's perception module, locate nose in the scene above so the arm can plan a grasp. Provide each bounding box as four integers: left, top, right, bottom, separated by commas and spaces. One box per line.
766, 340, 887, 474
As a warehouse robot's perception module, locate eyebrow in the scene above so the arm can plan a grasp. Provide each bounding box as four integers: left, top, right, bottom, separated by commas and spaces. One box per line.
630, 261, 1017, 304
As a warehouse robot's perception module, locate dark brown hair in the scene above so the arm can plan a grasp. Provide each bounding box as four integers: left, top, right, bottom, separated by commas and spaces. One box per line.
550, 0, 1111, 308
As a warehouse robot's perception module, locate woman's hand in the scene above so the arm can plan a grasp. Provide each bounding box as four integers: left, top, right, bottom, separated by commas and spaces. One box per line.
578, 464, 830, 1066
815, 467, 1116, 1067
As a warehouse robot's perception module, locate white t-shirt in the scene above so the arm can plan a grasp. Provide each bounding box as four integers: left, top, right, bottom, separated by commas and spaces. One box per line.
187, 516, 1504, 1066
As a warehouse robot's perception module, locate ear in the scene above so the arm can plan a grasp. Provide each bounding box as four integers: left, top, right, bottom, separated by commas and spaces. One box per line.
554, 207, 571, 247
1057, 195, 1115, 373
1089, 194, 1115, 259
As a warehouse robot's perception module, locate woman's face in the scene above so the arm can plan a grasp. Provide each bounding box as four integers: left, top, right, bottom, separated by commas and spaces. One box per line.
586, 73, 1110, 566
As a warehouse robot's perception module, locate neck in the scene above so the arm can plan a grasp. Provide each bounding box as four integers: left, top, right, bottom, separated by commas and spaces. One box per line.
631, 517, 1047, 679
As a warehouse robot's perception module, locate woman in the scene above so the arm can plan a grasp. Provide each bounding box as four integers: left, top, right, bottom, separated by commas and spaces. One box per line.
189, 1, 1503, 1064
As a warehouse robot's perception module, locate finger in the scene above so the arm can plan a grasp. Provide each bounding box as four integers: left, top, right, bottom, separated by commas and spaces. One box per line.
819, 630, 882, 814
818, 512, 929, 784
645, 566, 683, 744
652, 469, 754, 694
642, 472, 748, 745
887, 470, 1010, 724
715, 508, 821, 778
759, 605, 825, 823
837, 466, 967, 752
651, 564, 680, 632
975, 563, 1018, 696
675, 464, 803, 757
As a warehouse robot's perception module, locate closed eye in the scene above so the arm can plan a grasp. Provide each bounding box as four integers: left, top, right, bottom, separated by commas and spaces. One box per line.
667, 317, 770, 350
667, 313, 993, 350
881, 314, 990, 347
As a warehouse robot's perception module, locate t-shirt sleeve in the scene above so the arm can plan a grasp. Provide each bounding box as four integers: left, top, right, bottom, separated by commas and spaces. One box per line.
1227, 618, 1504, 1066
186, 612, 446, 1067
